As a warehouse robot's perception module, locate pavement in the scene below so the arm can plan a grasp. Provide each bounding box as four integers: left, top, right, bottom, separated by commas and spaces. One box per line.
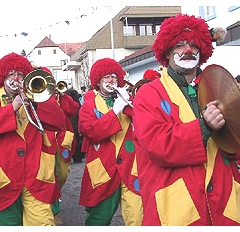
59, 158, 124, 226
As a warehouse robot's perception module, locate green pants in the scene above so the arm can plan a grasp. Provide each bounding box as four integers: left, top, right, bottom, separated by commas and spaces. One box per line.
0, 195, 23, 226
51, 199, 61, 216
85, 187, 121, 226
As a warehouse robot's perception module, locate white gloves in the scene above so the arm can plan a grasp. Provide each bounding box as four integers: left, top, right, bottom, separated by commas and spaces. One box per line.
112, 87, 131, 115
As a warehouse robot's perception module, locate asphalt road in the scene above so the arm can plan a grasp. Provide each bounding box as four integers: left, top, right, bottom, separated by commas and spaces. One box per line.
59, 158, 124, 226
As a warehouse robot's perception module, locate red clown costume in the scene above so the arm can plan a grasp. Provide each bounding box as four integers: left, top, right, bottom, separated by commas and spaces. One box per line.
133, 14, 240, 225
78, 58, 142, 225
0, 53, 66, 225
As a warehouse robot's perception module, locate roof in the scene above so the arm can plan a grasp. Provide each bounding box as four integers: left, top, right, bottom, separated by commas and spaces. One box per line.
119, 45, 155, 67
35, 36, 58, 48
223, 39, 240, 46
34, 36, 83, 56
58, 42, 83, 56
118, 6, 181, 19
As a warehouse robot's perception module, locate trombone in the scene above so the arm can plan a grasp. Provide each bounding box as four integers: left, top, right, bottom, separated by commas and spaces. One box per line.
18, 69, 56, 133
55, 81, 68, 93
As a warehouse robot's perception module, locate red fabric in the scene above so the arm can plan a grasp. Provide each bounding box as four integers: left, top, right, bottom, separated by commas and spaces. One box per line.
56, 94, 80, 162
152, 14, 213, 67
133, 79, 240, 225
0, 53, 33, 87
78, 97, 139, 207
90, 58, 125, 90
143, 69, 161, 81
0, 90, 66, 210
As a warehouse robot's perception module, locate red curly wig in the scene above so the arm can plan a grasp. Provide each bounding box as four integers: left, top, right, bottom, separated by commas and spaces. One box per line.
90, 58, 125, 90
143, 69, 161, 81
152, 14, 213, 67
0, 52, 33, 87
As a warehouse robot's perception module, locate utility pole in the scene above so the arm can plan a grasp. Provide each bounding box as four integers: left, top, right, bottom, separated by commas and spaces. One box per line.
106, 6, 115, 59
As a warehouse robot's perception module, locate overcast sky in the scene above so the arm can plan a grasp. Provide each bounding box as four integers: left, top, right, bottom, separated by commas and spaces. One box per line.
0, 0, 227, 57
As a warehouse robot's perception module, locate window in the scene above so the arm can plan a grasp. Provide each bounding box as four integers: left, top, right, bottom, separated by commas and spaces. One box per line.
53, 49, 57, 54
38, 50, 41, 55
199, 6, 216, 21
139, 24, 153, 35
155, 25, 160, 34
124, 25, 136, 36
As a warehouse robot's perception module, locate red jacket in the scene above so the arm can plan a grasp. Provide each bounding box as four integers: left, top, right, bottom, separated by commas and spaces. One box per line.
56, 94, 80, 162
133, 75, 240, 225
0, 90, 66, 210
78, 94, 139, 207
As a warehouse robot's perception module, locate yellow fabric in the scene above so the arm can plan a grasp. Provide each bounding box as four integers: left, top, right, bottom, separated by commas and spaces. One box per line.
55, 150, 70, 189
205, 138, 218, 190
161, 70, 218, 191
155, 178, 200, 226
61, 130, 74, 150
87, 157, 111, 188
0, 87, 28, 140
36, 152, 55, 183
95, 94, 130, 156
160, 69, 195, 122
22, 186, 54, 226
43, 132, 51, 147
15, 107, 28, 139
131, 155, 138, 177
0, 167, 10, 188
120, 182, 143, 226
223, 179, 240, 223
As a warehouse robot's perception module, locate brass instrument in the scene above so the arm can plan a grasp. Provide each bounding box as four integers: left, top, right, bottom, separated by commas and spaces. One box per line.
19, 69, 56, 133
56, 81, 68, 93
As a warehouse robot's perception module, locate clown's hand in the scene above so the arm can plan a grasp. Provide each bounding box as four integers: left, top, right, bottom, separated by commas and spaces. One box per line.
112, 96, 130, 115
115, 87, 129, 101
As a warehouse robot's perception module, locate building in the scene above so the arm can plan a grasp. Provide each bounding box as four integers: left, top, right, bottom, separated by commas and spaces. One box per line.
27, 36, 82, 88
67, 6, 181, 91
120, 6, 240, 85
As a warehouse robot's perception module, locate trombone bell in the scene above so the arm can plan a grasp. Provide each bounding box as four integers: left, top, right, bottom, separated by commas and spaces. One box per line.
56, 81, 68, 93
23, 70, 56, 102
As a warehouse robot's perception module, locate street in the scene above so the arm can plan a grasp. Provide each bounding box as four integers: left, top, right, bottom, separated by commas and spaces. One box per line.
59, 158, 124, 226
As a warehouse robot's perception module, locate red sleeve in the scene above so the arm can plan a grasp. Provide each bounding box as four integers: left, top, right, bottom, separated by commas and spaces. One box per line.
59, 94, 80, 118
36, 96, 66, 131
79, 100, 122, 144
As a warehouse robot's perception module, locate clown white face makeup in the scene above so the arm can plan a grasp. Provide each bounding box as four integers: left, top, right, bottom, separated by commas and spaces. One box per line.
173, 52, 200, 69
102, 82, 117, 92
4, 71, 24, 95
99, 73, 118, 94
171, 41, 200, 69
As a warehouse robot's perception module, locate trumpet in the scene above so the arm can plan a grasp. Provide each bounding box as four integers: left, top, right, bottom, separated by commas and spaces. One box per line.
55, 81, 68, 93
107, 83, 133, 108
19, 69, 56, 133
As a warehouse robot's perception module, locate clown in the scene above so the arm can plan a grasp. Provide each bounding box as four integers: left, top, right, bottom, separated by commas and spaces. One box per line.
78, 57, 143, 226
0, 53, 66, 226
132, 14, 240, 226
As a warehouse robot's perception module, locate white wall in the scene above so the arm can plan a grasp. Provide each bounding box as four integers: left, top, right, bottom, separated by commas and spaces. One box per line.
181, 5, 240, 77
202, 46, 239, 77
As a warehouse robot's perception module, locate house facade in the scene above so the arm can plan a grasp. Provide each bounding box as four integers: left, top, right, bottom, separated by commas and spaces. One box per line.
27, 36, 82, 88
120, 6, 240, 86
68, 6, 181, 90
